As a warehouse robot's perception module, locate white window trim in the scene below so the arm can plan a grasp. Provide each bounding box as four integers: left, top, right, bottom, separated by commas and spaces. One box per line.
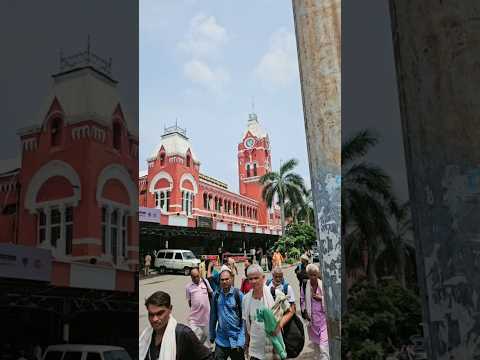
100, 200, 132, 269
149, 171, 173, 193
25, 160, 81, 214
154, 188, 170, 212
36, 201, 74, 261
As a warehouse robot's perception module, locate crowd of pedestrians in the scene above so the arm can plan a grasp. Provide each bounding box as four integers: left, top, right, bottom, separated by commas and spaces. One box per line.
140, 249, 330, 360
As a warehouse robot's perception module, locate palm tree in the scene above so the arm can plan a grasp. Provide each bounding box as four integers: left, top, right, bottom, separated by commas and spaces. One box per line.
285, 188, 315, 226
378, 201, 415, 289
260, 158, 305, 235
284, 199, 300, 224
298, 188, 315, 226
342, 130, 395, 290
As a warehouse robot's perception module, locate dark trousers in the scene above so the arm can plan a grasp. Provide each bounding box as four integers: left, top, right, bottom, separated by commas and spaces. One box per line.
214, 344, 244, 360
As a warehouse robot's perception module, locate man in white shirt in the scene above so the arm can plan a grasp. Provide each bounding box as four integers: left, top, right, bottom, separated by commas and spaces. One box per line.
267, 267, 296, 310
242, 264, 293, 360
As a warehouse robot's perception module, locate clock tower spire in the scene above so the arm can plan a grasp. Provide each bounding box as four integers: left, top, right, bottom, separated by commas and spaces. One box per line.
237, 112, 271, 224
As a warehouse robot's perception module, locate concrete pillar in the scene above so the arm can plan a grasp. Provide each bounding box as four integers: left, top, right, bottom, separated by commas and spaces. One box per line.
389, 2, 480, 359
291, 1, 341, 358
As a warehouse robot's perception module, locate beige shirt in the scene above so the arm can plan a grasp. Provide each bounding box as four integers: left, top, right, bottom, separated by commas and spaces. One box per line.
144, 254, 151, 266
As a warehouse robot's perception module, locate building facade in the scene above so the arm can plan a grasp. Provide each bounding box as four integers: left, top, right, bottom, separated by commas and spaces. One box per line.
139, 114, 281, 239
0, 49, 138, 293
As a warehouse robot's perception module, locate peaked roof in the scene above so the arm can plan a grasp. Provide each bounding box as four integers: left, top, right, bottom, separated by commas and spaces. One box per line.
149, 131, 198, 162
29, 67, 137, 137
243, 113, 267, 139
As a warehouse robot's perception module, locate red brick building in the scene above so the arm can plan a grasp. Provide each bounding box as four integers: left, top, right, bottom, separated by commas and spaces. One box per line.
0, 50, 138, 293
0, 50, 138, 348
139, 114, 281, 254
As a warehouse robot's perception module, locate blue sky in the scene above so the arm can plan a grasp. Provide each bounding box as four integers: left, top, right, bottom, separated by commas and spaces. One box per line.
139, 0, 310, 193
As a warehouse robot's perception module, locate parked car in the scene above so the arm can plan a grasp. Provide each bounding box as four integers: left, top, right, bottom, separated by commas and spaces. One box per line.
153, 249, 201, 276
42, 344, 132, 360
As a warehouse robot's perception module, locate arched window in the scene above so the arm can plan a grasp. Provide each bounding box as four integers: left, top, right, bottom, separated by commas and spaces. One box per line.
253, 163, 257, 176
160, 153, 165, 166
246, 164, 251, 177
113, 122, 122, 150
203, 193, 208, 209
51, 118, 62, 147
186, 155, 191, 167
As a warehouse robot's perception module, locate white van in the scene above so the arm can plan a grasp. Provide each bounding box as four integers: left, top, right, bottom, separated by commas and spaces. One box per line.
42, 345, 131, 360
153, 249, 201, 276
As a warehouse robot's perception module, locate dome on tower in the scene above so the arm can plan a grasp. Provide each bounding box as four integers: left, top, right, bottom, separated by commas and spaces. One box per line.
149, 124, 198, 162
243, 113, 267, 139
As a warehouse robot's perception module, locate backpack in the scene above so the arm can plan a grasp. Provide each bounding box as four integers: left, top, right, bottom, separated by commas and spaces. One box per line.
296, 264, 308, 283
266, 278, 289, 296
213, 288, 242, 327
269, 286, 305, 358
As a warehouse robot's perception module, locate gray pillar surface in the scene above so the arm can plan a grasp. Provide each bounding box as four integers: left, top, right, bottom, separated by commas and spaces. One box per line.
389, 2, 480, 359
291, 0, 341, 358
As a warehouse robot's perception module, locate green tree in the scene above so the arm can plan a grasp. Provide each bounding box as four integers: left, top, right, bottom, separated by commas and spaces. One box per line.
260, 158, 305, 235
342, 280, 422, 359
377, 201, 415, 289
342, 130, 395, 289
298, 188, 315, 227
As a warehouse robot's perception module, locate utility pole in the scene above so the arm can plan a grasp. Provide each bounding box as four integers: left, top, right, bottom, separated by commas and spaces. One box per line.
389, 1, 480, 359
291, 1, 341, 359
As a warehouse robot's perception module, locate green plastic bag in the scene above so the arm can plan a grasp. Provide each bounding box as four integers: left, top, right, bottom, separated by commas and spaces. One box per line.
255, 307, 287, 359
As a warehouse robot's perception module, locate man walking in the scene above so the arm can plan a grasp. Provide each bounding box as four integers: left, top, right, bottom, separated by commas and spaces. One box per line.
139, 291, 213, 360
243, 264, 294, 360
268, 266, 296, 310
266, 248, 273, 272
186, 268, 213, 348
295, 254, 310, 292
144, 253, 152, 277
255, 247, 263, 265
209, 268, 245, 360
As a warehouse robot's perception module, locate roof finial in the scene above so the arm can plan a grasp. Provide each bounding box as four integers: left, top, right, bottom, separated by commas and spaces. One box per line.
251, 96, 255, 113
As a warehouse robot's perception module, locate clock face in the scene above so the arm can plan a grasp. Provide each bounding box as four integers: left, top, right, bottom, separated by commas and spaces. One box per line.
244, 137, 255, 149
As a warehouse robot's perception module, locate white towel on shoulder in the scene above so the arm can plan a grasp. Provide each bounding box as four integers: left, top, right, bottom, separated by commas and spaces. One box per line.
139, 315, 177, 360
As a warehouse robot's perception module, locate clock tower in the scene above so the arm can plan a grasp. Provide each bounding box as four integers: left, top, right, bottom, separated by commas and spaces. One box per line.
238, 113, 271, 224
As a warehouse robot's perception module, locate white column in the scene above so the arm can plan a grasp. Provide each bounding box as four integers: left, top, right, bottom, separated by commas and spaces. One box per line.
105, 205, 112, 260
45, 208, 52, 249
63, 323, 70, 343
59, 204, 66, 257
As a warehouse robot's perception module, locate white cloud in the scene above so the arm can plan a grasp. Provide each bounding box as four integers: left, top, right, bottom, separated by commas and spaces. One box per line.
254, 28, 299, 89
183, 59, 229, 93
178, 13, 228, 58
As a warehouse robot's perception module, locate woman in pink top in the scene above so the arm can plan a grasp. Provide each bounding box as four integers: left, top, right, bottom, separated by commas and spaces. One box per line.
300, 263, 329, 360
